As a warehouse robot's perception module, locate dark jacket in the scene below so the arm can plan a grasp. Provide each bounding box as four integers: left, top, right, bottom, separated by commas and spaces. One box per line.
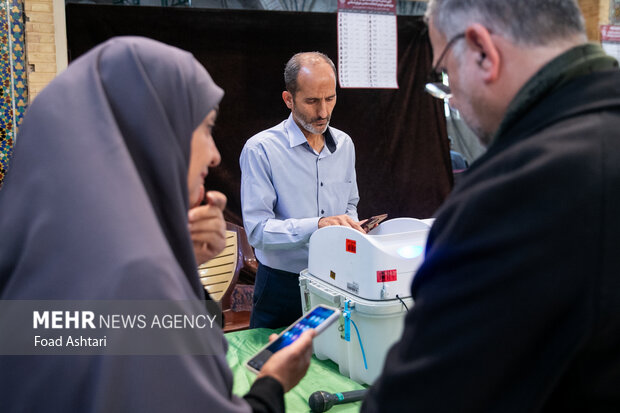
362, 58, 620, 411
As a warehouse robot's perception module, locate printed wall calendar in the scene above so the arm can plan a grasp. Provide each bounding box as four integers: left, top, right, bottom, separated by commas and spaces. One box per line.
337, 0, 398, 89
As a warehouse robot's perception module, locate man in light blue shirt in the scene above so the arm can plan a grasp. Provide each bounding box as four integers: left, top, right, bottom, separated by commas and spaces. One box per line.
240, 52, 365, 328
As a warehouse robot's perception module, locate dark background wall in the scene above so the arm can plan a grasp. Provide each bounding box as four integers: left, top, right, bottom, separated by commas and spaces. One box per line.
66, 4, 452, 224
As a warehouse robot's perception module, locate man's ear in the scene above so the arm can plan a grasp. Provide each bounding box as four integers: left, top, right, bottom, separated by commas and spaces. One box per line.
465, 23, 500, 83
282, 90, 294, 109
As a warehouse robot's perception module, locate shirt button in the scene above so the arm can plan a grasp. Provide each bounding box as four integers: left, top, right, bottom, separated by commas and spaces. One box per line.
320, 182, 323, 187
321, 209, 325, 214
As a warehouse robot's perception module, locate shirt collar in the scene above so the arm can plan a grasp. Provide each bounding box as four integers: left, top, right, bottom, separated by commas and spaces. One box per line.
284, 113, 338, 154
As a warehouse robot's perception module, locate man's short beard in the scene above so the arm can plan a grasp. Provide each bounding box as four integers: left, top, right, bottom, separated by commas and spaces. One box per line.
296, 114, 330, 135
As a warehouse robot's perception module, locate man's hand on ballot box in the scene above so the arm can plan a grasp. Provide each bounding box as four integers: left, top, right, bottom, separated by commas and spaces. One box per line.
318, 214, 366, 233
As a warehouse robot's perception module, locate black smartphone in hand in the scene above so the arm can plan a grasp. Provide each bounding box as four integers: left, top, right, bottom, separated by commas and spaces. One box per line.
361, 213, 388, 233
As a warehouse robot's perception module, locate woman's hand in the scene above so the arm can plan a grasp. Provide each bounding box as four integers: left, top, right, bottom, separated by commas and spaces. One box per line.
257, 329, 315, 392
188, 190, 227, 265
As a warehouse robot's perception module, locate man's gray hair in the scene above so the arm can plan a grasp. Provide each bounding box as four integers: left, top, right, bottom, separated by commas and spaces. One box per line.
426, 0, 586, 45
284, 52, 337, 95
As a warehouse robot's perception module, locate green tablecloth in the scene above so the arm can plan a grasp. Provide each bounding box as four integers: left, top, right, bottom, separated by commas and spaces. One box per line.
225, 328, 367, 413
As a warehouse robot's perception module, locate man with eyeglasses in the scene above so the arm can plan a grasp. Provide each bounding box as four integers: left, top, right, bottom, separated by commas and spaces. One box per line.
362, 0, 620, 412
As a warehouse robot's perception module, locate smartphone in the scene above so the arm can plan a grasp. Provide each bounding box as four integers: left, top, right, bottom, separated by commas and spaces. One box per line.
361, 213, 388, 233
245, 304, 341, 374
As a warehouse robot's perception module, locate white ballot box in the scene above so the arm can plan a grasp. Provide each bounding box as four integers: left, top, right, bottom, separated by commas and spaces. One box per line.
299, 218, 433, 384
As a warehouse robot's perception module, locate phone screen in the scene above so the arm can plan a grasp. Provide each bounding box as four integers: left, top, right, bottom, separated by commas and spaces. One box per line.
246, 306, 338, 372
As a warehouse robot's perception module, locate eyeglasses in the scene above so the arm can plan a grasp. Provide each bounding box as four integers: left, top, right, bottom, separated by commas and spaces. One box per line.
425, 32, 466, 100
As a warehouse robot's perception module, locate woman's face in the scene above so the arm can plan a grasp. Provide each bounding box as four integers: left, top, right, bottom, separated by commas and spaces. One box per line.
187, 109, 221, 207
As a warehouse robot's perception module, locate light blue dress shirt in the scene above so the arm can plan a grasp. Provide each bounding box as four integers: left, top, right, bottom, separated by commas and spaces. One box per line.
240, 113, 359, 274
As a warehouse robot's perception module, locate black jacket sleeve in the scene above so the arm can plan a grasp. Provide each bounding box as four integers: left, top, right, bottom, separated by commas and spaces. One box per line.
243, 376, 285, 413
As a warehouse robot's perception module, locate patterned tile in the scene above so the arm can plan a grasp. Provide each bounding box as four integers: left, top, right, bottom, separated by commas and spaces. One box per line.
0, 0, 27, 188
613, 0, 620, 25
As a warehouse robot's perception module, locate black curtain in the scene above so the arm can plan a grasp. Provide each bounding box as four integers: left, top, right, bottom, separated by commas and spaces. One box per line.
66, 4, 452, 224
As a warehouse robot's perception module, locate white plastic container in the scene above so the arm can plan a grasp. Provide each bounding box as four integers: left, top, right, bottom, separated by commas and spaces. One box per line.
307, 218, 433, 301
299, 270, 412, 385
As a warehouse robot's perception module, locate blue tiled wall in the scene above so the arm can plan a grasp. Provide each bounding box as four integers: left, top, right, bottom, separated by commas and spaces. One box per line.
0, 0, 27, 188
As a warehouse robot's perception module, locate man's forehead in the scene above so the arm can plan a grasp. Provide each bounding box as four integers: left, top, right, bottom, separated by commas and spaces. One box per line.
298, 60, 334, 77
296, 67, 336, 93
295, 88, 337, 99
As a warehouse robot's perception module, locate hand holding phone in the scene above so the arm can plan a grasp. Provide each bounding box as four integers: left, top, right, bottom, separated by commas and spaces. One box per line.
361, 213, 388, 233
257, 329, 315, 392
246, 305, 341, 374
246, 305, 340, 392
